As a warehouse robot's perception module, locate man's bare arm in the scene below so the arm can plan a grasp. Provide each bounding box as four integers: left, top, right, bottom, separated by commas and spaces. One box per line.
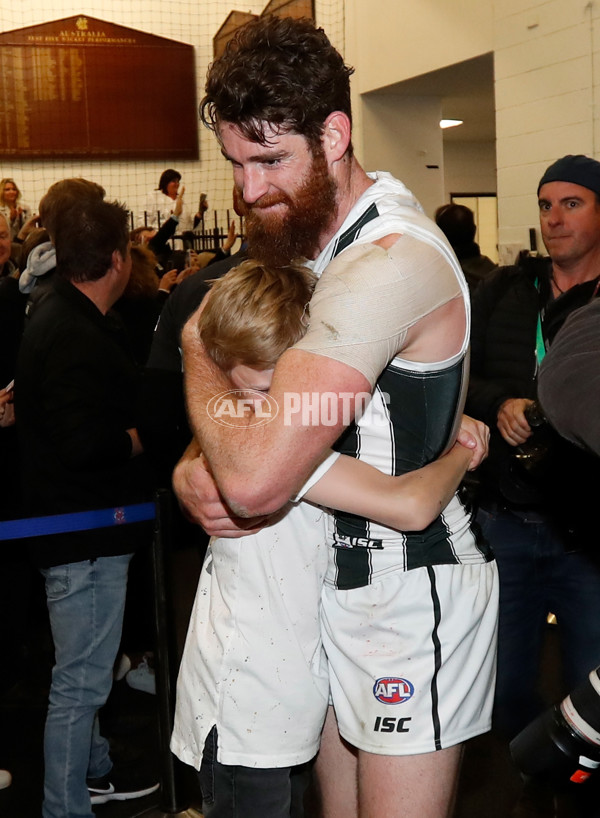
172, 439, 274, 535
181, 315, 370, 518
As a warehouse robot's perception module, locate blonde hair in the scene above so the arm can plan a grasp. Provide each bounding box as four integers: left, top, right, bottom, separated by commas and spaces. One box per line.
0, 178, 21, 206
200, 259, 316, 371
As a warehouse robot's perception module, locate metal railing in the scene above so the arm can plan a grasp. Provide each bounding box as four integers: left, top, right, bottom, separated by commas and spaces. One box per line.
133, 210, 245, 252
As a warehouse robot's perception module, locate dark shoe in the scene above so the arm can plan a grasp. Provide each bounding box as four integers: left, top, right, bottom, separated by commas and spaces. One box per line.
86, 772, 159, 805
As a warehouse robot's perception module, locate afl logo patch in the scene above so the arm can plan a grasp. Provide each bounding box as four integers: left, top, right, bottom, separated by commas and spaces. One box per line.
373, 677, 414, 704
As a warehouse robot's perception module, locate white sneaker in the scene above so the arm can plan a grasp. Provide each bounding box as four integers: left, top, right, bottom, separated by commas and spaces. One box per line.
0, 769, 12, 789
87, 772, 159, 804
125, 655, 156, 695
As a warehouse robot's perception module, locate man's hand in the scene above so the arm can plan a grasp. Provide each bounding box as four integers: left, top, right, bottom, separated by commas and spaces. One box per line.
173, 439, 271, 537
174, 186, 185, 218
497, 398, 534, 447
222, 220, 237, 253
158, 269, 178, 292
456, 414, 490, 470
16, 214, 41, 242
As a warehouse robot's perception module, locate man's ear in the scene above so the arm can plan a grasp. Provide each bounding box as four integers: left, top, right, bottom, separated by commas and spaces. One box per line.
321, 111, 351, 162
111, 249, 125, 272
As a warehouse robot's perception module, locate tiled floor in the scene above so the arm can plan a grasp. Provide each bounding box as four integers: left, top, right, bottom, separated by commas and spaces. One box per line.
0, 540, 592, 818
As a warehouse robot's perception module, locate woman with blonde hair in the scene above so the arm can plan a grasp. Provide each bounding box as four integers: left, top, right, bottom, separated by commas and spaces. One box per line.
0, 178, 32, 240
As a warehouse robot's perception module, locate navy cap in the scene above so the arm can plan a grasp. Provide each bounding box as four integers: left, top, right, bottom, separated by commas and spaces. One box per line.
538, 154, 600, 197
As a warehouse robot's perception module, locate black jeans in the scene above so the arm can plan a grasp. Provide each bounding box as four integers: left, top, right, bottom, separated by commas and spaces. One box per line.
199, 727, 311, 818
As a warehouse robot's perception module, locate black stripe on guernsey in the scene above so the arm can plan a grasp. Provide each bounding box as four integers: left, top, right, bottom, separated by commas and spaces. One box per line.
331, 202, 380, 258
331, 362, 469, 590
332, 400, 375, 588
427, 566, 443, 751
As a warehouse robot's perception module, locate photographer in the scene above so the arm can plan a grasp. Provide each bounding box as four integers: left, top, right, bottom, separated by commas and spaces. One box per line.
466, 154, 600, 815
538, 296, 600, 458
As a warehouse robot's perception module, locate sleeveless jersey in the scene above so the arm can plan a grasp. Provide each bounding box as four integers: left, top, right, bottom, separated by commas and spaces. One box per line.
304, 172, 493, 589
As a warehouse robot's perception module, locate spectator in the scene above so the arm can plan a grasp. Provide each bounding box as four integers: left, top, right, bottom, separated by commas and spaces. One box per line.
435, 203, 497, 292
17, 227, 54, 298
17, 179, 107, 304
538, 297, 600, 457
39, 178, 106, 242
0, 256, 29, 700
15, 195, 159, 817
0, 178, 32, 240
113, 243, 179, 366
0, 214, 18, 279
139, 169, 198, 234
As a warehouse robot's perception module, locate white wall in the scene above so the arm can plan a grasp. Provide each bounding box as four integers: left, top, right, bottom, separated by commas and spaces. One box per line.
494, 0, 600, 257
443, 141, 497, 199
347, 0, 494, 93
361, 94, 445, 216
347, 0, 496, 221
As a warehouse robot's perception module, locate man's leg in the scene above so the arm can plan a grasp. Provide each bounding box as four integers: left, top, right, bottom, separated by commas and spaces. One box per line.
477, 507, 546, 738
41, 554, 131, 818
547, 541, 600, 818
199, 726, 313, 818
313, 706, 358, 818
548, 544, 600, 691
358, 745, 463, 818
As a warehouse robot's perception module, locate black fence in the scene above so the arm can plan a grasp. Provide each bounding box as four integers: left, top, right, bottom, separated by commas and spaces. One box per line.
134, 209, 245, 253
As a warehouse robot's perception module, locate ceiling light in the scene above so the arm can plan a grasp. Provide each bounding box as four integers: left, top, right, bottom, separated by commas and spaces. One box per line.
440, 119, 463, 129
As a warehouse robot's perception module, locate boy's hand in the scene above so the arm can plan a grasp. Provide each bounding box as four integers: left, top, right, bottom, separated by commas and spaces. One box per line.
456, 414, 489, 470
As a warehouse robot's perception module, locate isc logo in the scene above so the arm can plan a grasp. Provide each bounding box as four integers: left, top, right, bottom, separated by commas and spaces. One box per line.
373, 677, 414, 704
374, 716, 412, 733
333, 534, 383, 550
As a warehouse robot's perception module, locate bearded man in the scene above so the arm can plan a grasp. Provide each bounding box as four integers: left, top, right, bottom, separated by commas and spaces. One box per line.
171, 16, 497, 818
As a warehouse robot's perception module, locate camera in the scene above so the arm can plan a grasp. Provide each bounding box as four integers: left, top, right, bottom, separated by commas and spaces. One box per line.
510, 666, 600, 784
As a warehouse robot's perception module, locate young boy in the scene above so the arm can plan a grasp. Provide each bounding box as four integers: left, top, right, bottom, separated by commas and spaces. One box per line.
171, 259, 481, 812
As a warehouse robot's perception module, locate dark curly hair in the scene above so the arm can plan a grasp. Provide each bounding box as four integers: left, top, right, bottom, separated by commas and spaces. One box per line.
201, 15, 354, 154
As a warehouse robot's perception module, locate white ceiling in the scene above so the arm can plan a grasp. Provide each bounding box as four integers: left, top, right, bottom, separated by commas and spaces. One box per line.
365, 53, 495, 144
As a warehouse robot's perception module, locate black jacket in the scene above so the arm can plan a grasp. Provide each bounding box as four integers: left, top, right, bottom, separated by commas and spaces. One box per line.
15, 276, 153, 567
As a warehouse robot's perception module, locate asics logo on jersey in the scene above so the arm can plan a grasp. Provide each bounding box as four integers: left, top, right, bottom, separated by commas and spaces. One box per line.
333, 534, 383, 549
373, 677, 414, 704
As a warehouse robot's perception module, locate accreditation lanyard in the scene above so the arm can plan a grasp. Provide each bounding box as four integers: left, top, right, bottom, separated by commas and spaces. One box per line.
534, 277, 546, 369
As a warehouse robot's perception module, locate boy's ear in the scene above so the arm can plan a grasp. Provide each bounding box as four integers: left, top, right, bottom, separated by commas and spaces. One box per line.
321, 111, 351, 162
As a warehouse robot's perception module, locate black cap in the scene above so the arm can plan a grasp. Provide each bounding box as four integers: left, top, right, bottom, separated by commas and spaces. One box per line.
537, 154, 600, 196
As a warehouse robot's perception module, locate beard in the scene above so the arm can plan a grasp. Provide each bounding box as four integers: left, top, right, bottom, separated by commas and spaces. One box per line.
237, 145, 338, 267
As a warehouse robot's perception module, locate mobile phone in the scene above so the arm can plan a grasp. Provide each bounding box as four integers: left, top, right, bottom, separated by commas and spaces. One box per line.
4, 379, 14, 392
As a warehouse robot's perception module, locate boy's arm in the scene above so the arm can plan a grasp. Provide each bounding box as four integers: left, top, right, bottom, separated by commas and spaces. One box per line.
304, 443, 473, 532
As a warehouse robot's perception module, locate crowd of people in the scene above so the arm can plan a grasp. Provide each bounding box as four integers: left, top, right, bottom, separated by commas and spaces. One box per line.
0, 176, 240, 816
2, 14, 600, 818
